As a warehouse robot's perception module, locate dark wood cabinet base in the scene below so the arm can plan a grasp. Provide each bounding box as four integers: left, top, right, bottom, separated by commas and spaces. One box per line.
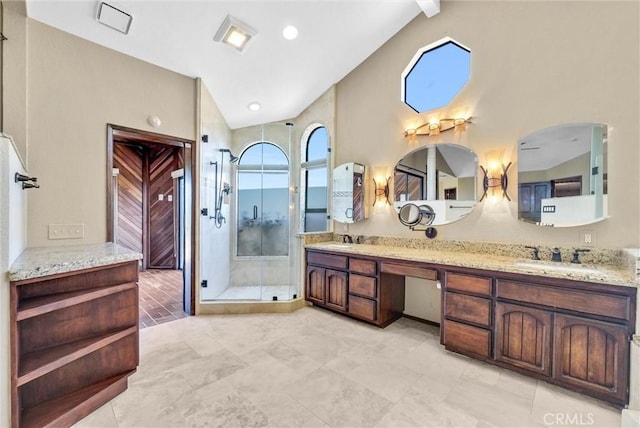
11, 261, 140, 428
305, 248, 636, 407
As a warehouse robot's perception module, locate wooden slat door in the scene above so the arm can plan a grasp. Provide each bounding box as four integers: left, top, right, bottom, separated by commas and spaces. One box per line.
148, 147, 179, 268
114, 144, 144, 258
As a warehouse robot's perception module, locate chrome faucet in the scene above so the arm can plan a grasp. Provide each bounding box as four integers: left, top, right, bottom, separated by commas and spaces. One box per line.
551, 247, 562, 262
342, 234, 353, 244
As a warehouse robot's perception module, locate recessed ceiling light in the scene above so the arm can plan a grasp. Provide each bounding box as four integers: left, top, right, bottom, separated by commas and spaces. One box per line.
214, 14, 257, 52
282, 25, 298, 40
248, 102, 261, 112
97, 2, 132, 34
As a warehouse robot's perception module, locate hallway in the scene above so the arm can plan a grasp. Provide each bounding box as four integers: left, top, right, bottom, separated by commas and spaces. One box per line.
138, 269, 187, 328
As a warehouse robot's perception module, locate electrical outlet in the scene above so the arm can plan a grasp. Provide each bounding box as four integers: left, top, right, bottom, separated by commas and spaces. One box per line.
580, 230, 595, 246
48, 224, 85, 240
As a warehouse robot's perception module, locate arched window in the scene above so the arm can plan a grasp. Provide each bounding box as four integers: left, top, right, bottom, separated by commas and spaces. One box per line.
300, 125, 329, 232
236, 142, 289, 257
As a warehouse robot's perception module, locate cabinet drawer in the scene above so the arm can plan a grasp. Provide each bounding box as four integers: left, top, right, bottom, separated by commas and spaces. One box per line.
350, 258, 377, 275
445, 272, 492, 296
497, 280, 632, 321
307, 251, 348, 270
380, 262, 437, 280
444, 292, 491, 327
348, 295, 377, 321
349, 274, 377, 298
443, 319, 491, 358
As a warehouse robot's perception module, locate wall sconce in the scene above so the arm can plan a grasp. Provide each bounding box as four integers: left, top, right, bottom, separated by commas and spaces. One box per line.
404, 117, 471, 140
480, 161, 512, 201
372, 177, 390, 206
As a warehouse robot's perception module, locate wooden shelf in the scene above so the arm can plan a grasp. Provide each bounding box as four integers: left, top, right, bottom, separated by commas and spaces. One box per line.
11, 260, 140, 427
20, 371, 134, 428
18, 326, 137, 387
17, 282, 136, 321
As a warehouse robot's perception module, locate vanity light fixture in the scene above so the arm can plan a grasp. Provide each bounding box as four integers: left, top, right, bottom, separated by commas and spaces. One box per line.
214, 14, 257, 52
372, 177, 391, 206
97, 2, 133, 34
480, 161, 512, 202
404, 117, 471, 140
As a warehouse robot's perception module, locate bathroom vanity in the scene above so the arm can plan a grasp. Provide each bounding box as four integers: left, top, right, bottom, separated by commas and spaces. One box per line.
305, 243, 637, 407
8, 243, 142, 428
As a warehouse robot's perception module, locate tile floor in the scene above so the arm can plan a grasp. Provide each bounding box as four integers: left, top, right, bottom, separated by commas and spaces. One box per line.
76, 307, 622, 428
138, 269, 187, 328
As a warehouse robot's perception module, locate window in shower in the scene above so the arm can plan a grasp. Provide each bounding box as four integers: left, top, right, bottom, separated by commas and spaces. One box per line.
236, 142, 289, 257
301, 125, 329, 232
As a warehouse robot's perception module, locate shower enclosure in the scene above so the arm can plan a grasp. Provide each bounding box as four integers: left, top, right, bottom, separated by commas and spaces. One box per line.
200, 123, 299, 302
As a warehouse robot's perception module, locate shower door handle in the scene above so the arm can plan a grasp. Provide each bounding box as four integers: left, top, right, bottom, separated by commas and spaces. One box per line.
253, 205, 258, 220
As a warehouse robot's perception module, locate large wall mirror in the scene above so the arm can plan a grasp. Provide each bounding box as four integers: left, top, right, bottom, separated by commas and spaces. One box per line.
394, 144, 478, 226
518, 123, 607, 227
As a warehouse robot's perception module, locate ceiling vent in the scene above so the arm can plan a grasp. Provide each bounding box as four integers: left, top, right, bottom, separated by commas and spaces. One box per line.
97, 2, 132, 34
213, 14, 257, 52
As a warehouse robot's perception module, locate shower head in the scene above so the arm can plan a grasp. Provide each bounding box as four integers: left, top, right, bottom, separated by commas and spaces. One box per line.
219, 148, 239, 163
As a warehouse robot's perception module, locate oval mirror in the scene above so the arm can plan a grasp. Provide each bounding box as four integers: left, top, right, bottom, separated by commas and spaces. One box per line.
394, 144, 478, 226
518, 123, 607, 227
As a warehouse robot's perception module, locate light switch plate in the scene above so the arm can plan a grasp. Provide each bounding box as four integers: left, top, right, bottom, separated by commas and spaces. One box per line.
48, 224, 84, 240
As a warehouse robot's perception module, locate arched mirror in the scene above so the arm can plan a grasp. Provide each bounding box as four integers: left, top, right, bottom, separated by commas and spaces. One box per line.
518, 123, 607, 227
394, 144, 478, 226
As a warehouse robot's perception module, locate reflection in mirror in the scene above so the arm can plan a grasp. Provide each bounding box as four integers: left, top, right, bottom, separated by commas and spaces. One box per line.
518, 123, 607, 227
394, 144, 478, 226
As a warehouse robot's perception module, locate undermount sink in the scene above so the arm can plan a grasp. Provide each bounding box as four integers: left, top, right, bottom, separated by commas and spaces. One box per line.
316, 243, 355, 249
513, 261, 602, 276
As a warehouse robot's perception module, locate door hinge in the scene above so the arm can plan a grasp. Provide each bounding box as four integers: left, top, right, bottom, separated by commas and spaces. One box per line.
201, 208, 208, 216
201, 280, 208, 288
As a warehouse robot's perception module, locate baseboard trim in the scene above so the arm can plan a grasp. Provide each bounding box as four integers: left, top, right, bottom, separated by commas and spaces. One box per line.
402, 313, 440, 328
196, 297, 306, 315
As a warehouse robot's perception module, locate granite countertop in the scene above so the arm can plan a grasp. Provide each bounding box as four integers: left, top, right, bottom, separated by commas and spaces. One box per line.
305, 242, 639, 288
9, 243, 142, 282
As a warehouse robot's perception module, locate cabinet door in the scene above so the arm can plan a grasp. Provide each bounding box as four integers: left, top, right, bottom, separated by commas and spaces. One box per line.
325, 269, 348, 312
554, 314, 629, 405
306, 266, 325, 305
496, 302, 552, 377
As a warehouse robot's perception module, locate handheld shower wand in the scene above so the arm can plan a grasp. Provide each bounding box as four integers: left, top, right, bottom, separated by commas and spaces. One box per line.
213, 148, 239, 228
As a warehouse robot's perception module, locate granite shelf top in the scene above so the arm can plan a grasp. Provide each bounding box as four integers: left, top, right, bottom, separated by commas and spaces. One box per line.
9, 243, 142, 282
305, 242, 639, 288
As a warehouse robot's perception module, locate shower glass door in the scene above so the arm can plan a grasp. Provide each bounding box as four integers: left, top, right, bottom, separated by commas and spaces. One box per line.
231, 123, 295, 301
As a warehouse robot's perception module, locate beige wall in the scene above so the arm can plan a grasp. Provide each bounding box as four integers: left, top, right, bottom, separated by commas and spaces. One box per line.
25, 20, 196, 247
2, 0, 28, 162
335, 1, 639, 248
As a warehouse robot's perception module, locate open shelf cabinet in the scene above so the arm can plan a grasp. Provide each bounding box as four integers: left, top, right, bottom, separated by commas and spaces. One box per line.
10, 260, 140, 428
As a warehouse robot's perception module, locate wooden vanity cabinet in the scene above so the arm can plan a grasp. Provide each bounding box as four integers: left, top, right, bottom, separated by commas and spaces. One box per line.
494, 277, 635, 406
443, 271, 493, 358
10, 261, 140, 428
305, 246, 636, 406
305, 250, 405, 327
306, 252, 348, 313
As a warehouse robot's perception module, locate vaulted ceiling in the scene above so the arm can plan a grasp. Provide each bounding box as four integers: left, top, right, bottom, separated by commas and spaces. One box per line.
26, 1, 438, 129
